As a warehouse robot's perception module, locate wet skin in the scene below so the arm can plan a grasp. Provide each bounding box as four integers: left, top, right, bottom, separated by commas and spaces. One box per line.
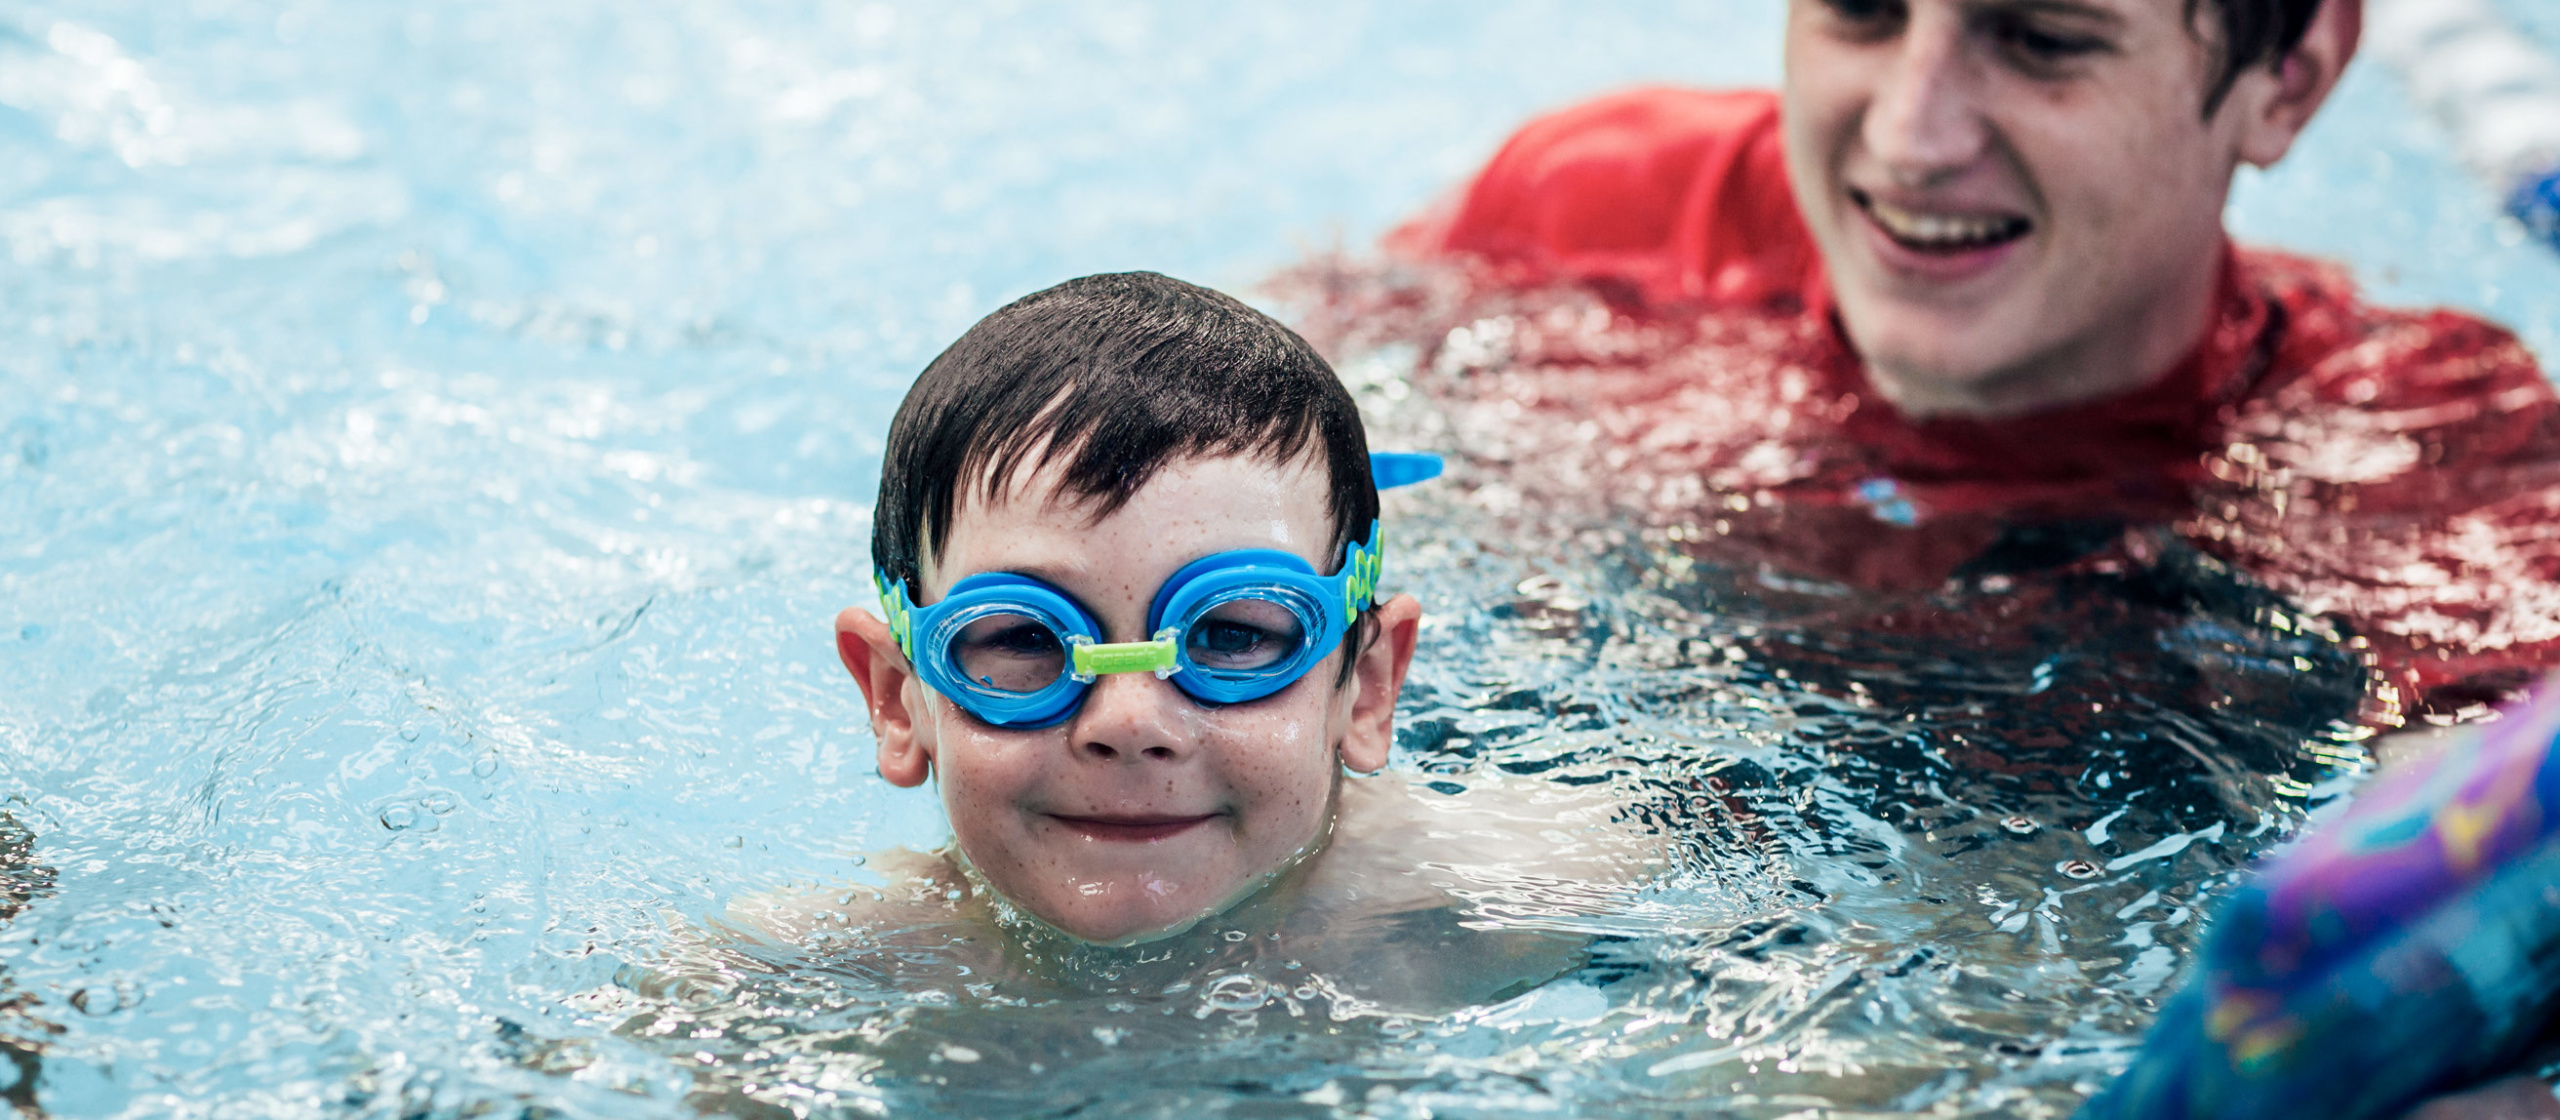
1781, 0, 2360, 418
834, 453, 1422, 945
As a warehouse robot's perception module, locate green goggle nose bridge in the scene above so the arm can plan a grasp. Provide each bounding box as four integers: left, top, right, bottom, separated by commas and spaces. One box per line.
1069, 629, 1181, 681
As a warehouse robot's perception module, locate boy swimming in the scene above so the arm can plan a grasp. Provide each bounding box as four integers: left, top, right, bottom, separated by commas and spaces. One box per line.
584, 273, 1648, 1116
816, 270, 1649, 952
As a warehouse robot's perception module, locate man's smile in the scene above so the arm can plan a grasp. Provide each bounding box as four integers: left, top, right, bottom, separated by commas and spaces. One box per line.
1850, 187, 2033, 255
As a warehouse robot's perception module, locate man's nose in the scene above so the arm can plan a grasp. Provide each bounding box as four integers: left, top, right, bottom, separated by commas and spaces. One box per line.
1067, 672, 1194, 764
1862, 9, 1991, 185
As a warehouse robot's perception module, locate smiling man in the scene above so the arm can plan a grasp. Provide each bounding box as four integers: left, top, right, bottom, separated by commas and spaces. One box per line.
1407, 0, 2360, 421
1363, 0, 2560, 723
1785, 0, 2334, 420
1341, 0, 2560, 1113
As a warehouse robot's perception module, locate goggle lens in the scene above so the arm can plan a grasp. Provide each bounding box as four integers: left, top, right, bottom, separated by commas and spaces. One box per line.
948, 611, 1069, 694
1180, 592, 1312, 675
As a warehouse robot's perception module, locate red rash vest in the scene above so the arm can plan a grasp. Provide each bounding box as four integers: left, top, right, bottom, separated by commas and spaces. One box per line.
1376, 87, 2560, 717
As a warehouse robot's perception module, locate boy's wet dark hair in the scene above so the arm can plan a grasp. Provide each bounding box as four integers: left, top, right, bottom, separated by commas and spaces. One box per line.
872, 271, 1378, 645
2197, 0, 2327, 114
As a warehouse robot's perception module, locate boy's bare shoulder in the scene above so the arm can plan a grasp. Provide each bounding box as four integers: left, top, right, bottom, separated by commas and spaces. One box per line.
1334, 770, 1661, 865
1308, 771, 1665, 923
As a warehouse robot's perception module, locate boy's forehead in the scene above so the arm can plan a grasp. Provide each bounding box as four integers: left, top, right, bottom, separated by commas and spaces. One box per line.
923, 450, 1337, 597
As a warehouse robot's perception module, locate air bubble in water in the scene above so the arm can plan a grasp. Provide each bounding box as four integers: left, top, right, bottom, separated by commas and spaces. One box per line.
380, 804, 417, 831
1204, 974, 1270, 1012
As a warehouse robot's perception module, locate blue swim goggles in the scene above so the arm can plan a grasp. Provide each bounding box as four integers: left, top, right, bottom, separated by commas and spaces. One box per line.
876, 521, 1386, 729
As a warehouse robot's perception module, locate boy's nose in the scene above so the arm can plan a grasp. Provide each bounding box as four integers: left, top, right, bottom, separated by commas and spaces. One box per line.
1068, 671, 1194, 764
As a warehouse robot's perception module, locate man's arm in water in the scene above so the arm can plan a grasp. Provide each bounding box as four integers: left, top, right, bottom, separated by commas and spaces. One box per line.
2197, 254, 2560, 718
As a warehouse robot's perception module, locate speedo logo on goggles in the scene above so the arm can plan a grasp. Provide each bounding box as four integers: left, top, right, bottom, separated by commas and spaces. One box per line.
877, 520, 1386, 729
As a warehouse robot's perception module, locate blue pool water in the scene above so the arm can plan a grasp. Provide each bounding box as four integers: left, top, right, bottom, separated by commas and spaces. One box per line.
0, 3, 2556, 1117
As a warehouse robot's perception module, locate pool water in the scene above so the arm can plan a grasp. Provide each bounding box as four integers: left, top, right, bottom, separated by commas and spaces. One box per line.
0, 2, 2554, 1117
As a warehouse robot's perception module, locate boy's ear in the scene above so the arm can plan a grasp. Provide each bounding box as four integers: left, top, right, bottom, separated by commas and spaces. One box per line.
1338, 594, 1423, 774
835, 606, 933, 788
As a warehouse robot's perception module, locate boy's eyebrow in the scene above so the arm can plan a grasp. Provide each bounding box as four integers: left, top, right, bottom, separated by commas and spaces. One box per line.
995, 562, 1079, 589
926, 559, 1080, 602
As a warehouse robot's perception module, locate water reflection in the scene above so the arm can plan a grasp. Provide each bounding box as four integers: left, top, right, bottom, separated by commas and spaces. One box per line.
618, 904, 1584, 1114
0, 810, 58, 1115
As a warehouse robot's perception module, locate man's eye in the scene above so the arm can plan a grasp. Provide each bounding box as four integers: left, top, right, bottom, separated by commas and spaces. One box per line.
1992, 17, 2110, 67
1818, 0, 1907, 33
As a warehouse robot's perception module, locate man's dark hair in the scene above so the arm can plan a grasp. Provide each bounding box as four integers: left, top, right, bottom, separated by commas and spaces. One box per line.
872, 270, 1377, 644
2196, 0, 2328, 116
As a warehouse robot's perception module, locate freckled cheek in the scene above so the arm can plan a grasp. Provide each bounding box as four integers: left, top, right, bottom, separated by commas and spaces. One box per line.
1197, 704, 1338, 836
932, 727, 1055, 847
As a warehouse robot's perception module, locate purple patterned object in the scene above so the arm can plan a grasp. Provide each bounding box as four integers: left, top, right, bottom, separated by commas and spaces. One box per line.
2236, 678, 2560, 986
2081, 673, 2560, 1120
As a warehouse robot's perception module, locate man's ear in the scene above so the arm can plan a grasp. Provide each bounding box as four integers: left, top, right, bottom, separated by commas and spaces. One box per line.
1338, 594, 1423, 774
2231, 0, 2361, 168
835, 606, 933, 788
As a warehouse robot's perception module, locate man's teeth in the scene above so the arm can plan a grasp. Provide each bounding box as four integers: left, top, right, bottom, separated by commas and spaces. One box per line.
1864, 198, 2026, 248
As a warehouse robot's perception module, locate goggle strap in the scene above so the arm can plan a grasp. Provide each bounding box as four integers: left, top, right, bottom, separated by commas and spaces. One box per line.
875, 573, 918, 661
1339, 521, 1383, 622
1069, 629, 1181, 681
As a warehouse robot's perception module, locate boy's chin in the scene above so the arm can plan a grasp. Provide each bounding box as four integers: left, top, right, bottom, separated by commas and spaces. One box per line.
1025, 882, 1236, 946
987, 867, 1269, 946
979, 823, 1335, 945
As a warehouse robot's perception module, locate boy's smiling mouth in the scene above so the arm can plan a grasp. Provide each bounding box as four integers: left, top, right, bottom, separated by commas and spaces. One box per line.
1045, 812, 1224, 842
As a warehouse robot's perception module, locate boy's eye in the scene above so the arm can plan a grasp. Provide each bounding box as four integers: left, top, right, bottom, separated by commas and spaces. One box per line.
1185, 601, 1305, 672
1195, 622, 1271, 656
952, 615, 1067, 693
982, 622, 1061, 656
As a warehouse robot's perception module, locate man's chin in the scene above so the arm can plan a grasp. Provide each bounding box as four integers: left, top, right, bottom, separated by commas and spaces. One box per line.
1836, 299, 2041, 413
